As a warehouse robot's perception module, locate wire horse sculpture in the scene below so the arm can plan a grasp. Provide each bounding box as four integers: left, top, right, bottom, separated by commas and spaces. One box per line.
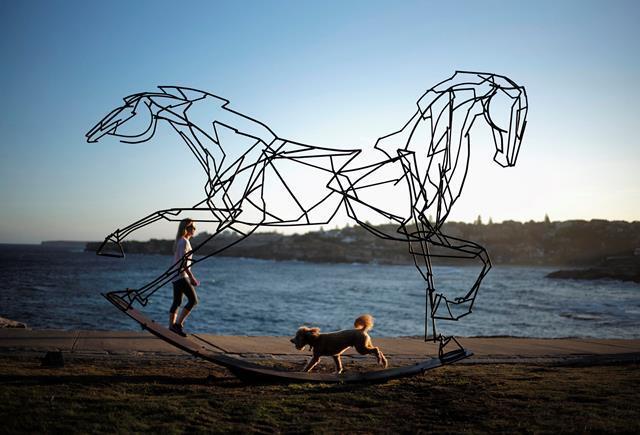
87, 71, 528, 358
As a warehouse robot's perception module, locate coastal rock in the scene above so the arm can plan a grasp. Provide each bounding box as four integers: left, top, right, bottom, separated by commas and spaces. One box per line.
0, 316, 28, 329
547, 255, 640, 283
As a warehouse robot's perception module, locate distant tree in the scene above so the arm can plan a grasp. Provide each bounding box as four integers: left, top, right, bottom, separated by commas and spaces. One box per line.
488, 217, 494, 225
544, 213, 551, 224
474, 215, 483, 225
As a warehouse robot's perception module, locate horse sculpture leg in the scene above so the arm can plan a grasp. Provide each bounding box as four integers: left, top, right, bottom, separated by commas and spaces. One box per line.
430, 231, 491, 357
96, 207, 200, 257
426, 231, 492, 316
405, 215, 492, 357
110, 217, 260, 307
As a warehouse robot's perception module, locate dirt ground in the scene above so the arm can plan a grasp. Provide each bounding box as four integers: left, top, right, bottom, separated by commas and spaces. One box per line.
1, 353, 639, 434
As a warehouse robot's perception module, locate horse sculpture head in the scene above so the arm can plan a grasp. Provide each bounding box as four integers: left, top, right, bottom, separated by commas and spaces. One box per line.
481, 75, 528, 168
86, 93, 159, 144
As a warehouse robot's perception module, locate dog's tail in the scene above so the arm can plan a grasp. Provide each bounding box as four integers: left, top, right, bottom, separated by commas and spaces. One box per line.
354, 314, 374, 332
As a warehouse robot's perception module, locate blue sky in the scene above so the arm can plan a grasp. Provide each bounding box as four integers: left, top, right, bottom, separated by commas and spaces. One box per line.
1, 0, 639, 243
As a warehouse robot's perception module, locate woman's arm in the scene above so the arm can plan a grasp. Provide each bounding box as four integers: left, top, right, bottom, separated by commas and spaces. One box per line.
186, 266, 199, 286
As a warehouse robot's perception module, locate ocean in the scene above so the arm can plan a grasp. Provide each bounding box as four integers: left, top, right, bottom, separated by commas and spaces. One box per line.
1, 244, 638, 338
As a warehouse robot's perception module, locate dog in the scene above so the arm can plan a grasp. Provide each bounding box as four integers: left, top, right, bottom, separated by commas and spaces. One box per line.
290, 314, 388, 374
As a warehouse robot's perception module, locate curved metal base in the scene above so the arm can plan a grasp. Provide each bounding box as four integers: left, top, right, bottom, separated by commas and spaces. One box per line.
103, 292, 472, 384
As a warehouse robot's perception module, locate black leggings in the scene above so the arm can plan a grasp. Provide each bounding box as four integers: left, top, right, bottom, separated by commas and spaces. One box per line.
170, 278, 198, 313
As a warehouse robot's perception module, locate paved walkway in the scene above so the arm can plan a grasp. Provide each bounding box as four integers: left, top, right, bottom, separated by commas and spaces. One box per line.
1, 329, 638, 364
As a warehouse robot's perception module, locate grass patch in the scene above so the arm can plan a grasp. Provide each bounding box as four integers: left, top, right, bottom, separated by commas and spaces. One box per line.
0, 354, 638, 433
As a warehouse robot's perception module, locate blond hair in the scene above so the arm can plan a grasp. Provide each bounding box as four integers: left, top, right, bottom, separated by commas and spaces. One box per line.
174, 218, 194, 251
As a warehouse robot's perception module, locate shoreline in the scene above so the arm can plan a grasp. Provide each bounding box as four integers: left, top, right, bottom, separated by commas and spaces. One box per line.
6, 241, 638, 271
2, 326, 638, 341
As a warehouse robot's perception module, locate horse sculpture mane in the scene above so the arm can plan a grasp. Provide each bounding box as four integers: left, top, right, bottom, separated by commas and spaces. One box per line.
87, 71, 528, 356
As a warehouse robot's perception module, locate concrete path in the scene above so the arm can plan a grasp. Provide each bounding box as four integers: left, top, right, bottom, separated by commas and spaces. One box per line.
1, 329, 638, 364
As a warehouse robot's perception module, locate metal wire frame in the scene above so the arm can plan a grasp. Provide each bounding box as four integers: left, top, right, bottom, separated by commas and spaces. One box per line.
86, 71, 528, 356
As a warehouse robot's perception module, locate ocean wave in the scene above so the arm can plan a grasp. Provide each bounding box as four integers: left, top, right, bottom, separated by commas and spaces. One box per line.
559, 312, 603, 321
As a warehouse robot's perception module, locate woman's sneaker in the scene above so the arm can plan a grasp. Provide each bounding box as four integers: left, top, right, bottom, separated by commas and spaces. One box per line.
170, 323, 187, 337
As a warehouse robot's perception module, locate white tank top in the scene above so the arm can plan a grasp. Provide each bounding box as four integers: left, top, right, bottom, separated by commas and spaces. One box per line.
173, 237, 192, 282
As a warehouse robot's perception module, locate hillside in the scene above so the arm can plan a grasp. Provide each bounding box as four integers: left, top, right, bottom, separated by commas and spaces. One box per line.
85, 219, 640, 267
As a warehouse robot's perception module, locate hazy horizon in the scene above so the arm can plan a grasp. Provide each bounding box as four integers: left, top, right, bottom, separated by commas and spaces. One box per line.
20, 216, 638, 245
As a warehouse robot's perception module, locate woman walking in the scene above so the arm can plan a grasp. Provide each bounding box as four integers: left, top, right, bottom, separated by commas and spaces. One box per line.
169, 218, 200, 336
